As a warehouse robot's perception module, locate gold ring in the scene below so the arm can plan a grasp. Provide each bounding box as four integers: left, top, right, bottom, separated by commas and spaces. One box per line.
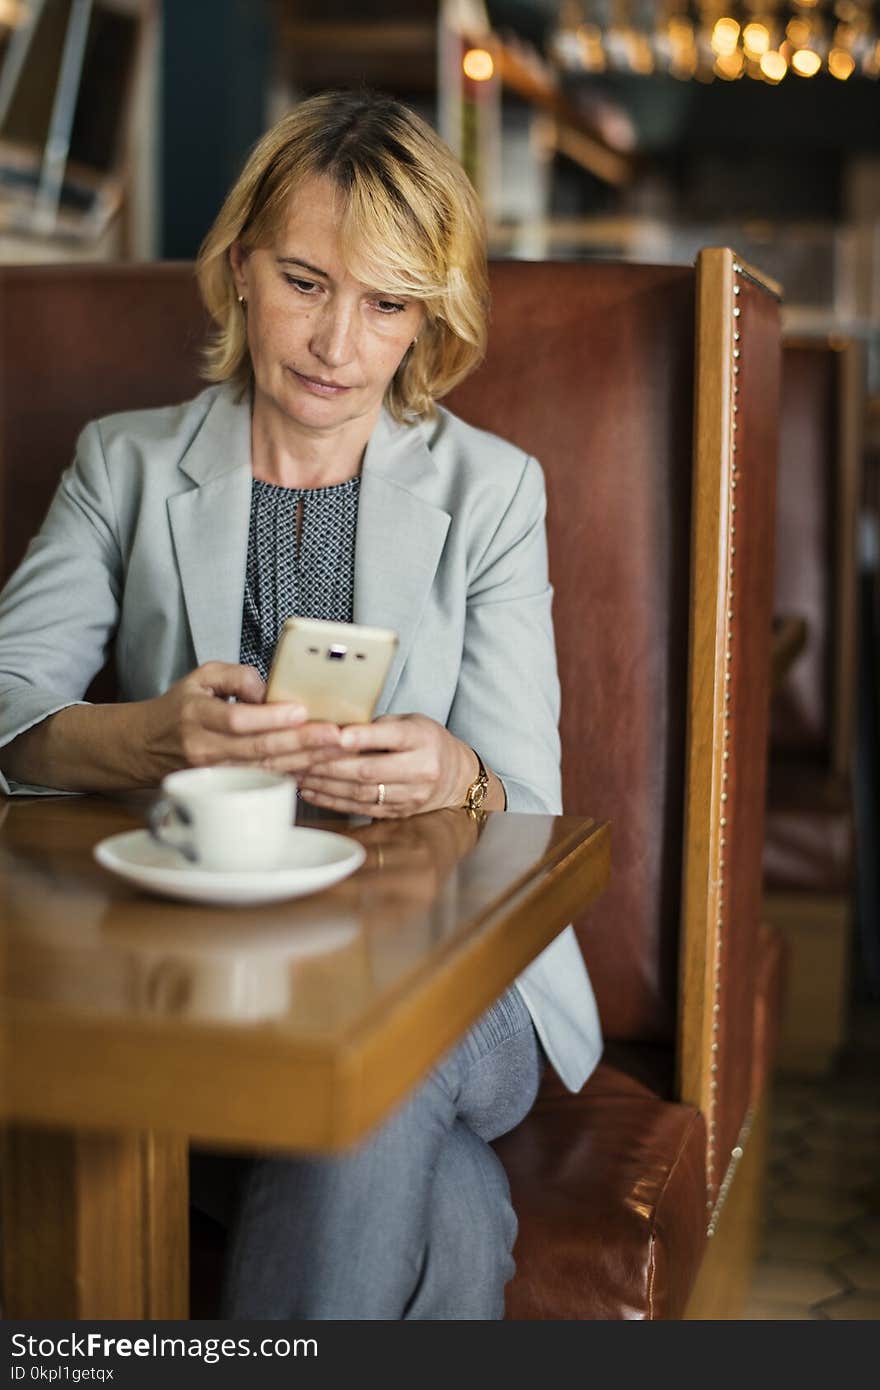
376, 783, 386, 805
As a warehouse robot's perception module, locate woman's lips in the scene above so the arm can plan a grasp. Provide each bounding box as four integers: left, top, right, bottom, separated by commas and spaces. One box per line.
290, 369, 353, 397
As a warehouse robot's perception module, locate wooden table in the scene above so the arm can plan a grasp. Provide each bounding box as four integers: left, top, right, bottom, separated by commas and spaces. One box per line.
0, 794, 609, 1319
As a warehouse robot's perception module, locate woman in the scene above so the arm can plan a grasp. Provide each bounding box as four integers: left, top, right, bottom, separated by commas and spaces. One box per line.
0, 90, 600, 1318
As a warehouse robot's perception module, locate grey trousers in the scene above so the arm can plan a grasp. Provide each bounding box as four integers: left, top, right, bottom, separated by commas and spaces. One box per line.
196, 987, 543, 1320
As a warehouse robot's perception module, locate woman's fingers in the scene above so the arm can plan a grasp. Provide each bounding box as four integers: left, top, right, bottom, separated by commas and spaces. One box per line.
298, 785, 412, 817
337, 716, 414, 752
295, 750, 421, 784
194, 661, 268, 704
293, 714, 459, 814
298, 773, 416, 804
245, 722, 343, 761
192, 697, 342, 760
197, 694, 308, 735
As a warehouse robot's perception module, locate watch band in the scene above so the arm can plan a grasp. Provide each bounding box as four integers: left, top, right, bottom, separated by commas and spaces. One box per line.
462, 748, 490, 814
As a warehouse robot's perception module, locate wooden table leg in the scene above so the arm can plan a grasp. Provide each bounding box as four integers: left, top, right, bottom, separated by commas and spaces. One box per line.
1, 1126, 189, 1318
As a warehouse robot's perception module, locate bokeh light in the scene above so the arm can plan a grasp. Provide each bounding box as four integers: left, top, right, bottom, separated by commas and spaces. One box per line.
462, 48, 495, 82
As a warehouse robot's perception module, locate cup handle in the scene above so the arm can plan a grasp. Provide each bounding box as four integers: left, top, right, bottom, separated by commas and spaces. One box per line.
148, 797, 197, 863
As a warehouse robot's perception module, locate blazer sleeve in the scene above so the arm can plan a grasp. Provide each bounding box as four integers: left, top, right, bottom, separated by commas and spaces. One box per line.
445, 454, 562, 814
0, 420, 122, 795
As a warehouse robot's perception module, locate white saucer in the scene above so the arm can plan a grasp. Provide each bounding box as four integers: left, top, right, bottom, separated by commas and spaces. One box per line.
93, 827, 366, 906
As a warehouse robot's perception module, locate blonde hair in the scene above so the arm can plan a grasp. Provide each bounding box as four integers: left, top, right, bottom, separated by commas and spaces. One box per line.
196, 90, 489, 422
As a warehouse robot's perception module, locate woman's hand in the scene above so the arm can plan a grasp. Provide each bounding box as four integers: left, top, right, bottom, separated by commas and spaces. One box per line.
281, 713, 480, 818
140, 661, 343, 780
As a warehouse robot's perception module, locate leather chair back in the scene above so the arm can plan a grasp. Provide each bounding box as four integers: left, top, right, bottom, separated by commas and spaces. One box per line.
0, 264, 206, 583
449, 263, 695, 1044
452, 253, 781, 1214
771, 340, 863, 777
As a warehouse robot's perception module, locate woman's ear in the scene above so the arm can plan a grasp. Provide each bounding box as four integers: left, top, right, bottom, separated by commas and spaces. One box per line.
228, 242, 248, 298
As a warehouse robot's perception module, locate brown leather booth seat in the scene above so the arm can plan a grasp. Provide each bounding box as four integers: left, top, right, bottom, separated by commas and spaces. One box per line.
0, 259, 783, 1320
762, 340, 862, 1072
0, 264, 206, 582
495, 1065, 707, 1320
769, 347, 839, 764
764, 341, 860, 885
451, 252, 782, 1317
492, 919, 785, 1321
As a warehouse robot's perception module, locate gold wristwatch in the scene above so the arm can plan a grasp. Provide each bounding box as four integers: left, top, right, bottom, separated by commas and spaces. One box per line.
462, 748, 490, 816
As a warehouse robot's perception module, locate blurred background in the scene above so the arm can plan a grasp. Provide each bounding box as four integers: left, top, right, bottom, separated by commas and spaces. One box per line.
1, 0, 878, 1317
0, 1, 878, 367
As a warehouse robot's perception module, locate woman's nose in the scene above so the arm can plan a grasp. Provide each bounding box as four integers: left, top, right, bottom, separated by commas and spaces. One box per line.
309, 301, 357, 367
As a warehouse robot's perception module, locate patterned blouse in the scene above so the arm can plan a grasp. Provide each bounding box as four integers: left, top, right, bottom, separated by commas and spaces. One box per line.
239, 475, 361, 682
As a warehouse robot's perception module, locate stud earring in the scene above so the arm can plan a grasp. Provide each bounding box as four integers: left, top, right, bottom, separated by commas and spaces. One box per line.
237, 294, 246, 305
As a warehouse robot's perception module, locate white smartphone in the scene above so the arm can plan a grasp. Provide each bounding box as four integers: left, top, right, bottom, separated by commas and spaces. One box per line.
265, 616, 398, 725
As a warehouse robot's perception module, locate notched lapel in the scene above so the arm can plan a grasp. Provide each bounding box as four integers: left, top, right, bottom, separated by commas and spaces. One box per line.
354, 413, 450, 711
168, 387, 253, 667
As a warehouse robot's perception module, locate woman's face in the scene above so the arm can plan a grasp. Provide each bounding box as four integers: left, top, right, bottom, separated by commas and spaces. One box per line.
230, 175, 425, 437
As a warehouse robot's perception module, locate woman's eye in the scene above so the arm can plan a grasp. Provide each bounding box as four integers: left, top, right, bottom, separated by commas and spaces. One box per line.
374, 299, 407, 315
284, 275, 319, 294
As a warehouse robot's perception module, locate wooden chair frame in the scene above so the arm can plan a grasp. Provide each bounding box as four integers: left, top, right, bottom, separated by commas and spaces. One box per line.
681, 248, 782, 1313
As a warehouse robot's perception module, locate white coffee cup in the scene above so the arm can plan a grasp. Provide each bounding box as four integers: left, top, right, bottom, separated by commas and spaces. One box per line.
148, 767, 296, 872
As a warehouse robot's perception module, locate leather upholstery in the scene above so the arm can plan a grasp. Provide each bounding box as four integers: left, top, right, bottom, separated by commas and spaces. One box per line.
460, 256, 781, 1310
0, 264, 206, 583
495, 1062, 707, 1320
449, 263, 696, 1043
764, 341, 858, 899
0, 265, 206, 705
453, 259, 781, 1206
769, 347, 837, 760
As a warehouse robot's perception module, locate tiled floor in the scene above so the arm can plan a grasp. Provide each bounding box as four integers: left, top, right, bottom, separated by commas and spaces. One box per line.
744, 1000, 880, 1320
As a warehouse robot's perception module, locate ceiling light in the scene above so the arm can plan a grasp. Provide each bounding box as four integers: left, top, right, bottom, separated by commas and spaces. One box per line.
828, 47, 855, 78
711, 17, 741, 57
791, 47, 822, 75
760, 49, 788, 81
743, 22, 770, 57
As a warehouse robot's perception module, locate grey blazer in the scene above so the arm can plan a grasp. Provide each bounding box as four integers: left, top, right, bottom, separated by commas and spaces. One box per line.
0, 383, 601, 1091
